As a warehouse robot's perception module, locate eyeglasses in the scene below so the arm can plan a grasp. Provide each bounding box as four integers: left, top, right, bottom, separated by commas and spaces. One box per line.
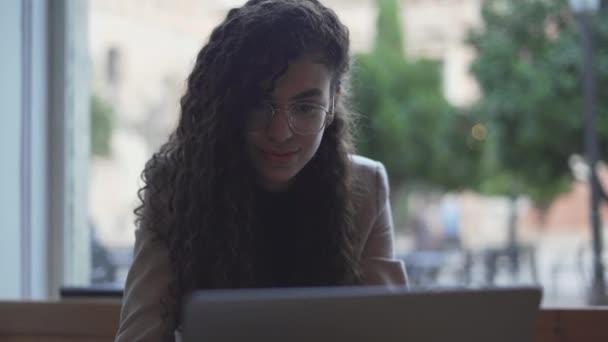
246, 100, 334, 136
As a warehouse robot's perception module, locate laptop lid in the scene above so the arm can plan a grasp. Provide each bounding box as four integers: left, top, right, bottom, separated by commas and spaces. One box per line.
183, 286, 542, 342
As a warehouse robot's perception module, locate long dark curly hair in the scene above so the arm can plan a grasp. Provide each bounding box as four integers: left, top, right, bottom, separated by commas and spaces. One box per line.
134, 0, 361, 338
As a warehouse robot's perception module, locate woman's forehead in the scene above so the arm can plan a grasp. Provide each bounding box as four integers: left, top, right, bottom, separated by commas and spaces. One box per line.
270, 54, 333, 100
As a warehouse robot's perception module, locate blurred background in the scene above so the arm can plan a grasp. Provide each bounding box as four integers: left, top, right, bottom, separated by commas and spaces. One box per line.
2, 0, 607, 307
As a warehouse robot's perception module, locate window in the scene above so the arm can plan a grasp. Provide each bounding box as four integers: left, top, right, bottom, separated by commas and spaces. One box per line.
71, 0, 608, 307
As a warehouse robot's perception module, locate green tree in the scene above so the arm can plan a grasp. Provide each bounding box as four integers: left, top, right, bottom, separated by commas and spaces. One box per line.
352, 0, 483, 191
90, 94, 114, 157
468, 0, 608, 211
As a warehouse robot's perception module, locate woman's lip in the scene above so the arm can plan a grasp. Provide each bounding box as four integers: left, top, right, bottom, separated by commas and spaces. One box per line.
262, 149, 298, 157
259, 149, 299, 164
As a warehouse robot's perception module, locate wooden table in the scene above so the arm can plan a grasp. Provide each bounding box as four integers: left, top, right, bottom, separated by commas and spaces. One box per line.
1, 301, 608, 341
0, 300, 121, 342
536, 308, 608, 342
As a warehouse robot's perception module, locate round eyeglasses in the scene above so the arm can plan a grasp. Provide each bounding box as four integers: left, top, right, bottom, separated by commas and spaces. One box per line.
246, 101, 334, 136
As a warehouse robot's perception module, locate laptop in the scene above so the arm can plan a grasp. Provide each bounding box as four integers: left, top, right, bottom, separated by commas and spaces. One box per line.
183, 286, 542, 342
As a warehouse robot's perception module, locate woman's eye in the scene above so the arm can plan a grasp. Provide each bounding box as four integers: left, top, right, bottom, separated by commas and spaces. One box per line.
292, 103, 317, 114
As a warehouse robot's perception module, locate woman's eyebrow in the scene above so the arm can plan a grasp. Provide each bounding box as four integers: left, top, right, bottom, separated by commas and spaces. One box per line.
289, 88, 323, 101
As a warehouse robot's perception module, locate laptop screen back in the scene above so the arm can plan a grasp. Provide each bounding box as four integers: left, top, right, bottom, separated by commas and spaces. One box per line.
183, 286, 542, 342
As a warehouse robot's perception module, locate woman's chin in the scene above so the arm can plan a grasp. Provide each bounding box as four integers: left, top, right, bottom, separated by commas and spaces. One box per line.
257, 169, 298, 192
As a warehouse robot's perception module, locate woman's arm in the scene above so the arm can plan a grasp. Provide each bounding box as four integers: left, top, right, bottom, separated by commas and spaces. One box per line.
116, 183, 175, 342
359, 162, 408, 287
116, 225, 173, 341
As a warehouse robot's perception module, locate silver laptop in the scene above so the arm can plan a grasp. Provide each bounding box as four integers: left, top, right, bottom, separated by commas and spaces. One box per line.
183, 286, 542, 342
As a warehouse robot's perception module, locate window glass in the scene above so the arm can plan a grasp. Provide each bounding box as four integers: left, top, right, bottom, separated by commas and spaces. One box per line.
81, 0, 608, 307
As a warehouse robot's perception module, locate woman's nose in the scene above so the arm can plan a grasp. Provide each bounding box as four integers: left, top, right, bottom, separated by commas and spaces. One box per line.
266, 108, 293, 142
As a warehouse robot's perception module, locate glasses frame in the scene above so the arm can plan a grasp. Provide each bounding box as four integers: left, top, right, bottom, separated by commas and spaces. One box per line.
248, 97, 335, 136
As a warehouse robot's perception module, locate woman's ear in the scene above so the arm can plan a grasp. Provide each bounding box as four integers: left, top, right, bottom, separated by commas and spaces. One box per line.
327, 86, 340, 126
332, 85, 341, 112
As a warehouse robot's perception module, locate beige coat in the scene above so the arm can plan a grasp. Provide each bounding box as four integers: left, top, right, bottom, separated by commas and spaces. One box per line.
116, 155, 407, 341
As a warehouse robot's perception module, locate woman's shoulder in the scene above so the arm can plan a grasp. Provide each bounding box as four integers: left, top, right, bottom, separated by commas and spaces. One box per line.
348, 154, 390, 214
349, 154, 381, 170
348, 154, 389, 192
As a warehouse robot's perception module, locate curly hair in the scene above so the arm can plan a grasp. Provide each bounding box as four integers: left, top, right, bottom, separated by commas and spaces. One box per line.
134, 0, 360, 339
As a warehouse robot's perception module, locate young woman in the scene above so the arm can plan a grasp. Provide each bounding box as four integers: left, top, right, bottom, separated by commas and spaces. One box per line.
116, 0, 407, 340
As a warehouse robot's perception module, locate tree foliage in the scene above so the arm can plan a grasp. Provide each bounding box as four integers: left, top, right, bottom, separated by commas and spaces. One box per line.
90, 94, 114, 157
468, 0, 608, 208
352, 0, 483, 190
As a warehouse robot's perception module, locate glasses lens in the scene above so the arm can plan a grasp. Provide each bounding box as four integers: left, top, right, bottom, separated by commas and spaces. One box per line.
247, 103, 273, 131
289, 103, 326, 135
